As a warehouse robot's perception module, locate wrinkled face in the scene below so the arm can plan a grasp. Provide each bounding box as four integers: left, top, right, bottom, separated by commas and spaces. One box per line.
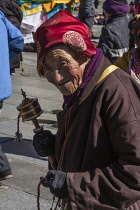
43, 44, 90, 95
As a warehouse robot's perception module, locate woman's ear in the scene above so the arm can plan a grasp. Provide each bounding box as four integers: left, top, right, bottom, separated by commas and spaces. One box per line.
77, 54, 90, 66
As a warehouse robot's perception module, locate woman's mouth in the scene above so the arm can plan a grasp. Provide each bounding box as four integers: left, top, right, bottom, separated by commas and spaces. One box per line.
58, 79, 71, 86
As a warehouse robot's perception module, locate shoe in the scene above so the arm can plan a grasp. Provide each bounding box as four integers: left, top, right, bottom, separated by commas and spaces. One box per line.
0, 174, 13, 181
10, 68, 15, 76
0, 169, 12, 181
11, 73, 15, 76
0, 101, 3, 109
0, 184, 9, 190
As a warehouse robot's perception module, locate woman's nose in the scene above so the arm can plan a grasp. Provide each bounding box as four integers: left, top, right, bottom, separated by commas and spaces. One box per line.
53, 70, 62, 83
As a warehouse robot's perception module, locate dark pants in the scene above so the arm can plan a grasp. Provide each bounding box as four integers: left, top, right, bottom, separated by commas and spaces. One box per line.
0, 144, 11, 174
10, 54, 20, 69
0, 101, 3, 109
0, 105, 11, 177
78, 7, 95, 31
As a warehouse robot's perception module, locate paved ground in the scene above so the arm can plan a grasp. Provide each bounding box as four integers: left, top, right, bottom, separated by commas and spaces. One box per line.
0, 51, 63, 210
0, 6, 103, 210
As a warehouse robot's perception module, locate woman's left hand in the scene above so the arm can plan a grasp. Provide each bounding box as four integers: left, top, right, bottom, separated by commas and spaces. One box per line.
40, 170, 68, 199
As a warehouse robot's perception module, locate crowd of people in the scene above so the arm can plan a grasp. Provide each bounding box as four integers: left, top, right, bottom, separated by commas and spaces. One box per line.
0, 0, 140, 209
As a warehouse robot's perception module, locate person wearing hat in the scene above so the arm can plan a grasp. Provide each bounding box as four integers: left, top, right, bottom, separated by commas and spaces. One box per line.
97, 0, 130, 63
129, 1, 136, 20
33, 10, 140, 210
135, 0, 140, 14
115, 15, 140, 84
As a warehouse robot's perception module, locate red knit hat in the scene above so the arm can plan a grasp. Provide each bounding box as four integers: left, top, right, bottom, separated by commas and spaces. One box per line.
34, 10, 96, 61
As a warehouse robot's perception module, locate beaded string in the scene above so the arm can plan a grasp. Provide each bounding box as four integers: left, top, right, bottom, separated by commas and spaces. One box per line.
37, 178, 46, 210
37, 106, 73, 210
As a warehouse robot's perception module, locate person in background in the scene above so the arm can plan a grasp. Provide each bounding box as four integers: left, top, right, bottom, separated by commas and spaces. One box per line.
78, 0, 97, 39
33, 10, 140, 210
0, 11, 24, 181
135, 0, 138, 6
94, 0, 101, 9
135, 0, 140, 14
129, 1, 136, 19
115, 15, 140, 84
0, 0, 23, 75
97, 0, 130, 63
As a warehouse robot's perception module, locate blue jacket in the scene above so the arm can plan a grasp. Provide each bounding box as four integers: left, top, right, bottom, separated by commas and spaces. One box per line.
0, 11, 24, 101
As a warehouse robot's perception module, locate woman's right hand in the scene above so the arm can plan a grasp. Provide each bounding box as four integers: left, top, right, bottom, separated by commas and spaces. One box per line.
33, 130, 55, 157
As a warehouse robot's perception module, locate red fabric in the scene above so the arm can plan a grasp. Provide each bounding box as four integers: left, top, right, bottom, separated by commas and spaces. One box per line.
34, 10, 96, 60
135, 3, 140, 14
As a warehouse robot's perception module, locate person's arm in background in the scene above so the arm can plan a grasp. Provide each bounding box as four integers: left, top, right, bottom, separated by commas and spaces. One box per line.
97, 26, 114, 63
0, 11, 24, 102
1, 12, 24, 59
0, 12, 11, 102
11, 1, 23, 24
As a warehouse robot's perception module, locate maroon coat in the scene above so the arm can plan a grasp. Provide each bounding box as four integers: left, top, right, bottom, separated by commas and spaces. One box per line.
55, 56, 140, 209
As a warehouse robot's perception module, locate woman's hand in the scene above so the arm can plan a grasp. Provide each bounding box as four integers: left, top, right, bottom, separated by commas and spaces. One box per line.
33, 130, 55, 157
40, 170, 68, 199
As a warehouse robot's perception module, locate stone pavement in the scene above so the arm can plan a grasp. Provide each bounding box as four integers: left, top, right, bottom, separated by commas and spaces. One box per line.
0, 51, 64, 210
0, 13, 103, 210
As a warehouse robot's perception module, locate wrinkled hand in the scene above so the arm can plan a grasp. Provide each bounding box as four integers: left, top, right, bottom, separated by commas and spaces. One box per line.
40, 170, 68, 199
33, 130, 55, 157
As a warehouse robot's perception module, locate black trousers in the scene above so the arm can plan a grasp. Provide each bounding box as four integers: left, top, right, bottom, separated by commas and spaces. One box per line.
0, 101, 3, 109
78, 7, 95, 31
0, 144, 10, 173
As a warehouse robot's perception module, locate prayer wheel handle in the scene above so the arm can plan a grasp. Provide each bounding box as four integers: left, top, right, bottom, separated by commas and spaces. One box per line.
32, 118, 58, 170
15, 89, 57, 170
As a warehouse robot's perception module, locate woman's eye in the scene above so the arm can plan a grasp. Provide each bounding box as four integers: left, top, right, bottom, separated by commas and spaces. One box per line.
44, 65, 52, 71
60, 61, 67, 66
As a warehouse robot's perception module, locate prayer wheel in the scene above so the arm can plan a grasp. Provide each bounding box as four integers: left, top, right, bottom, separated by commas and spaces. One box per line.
16, 89, 43, 133
15, 89, 58, 170
17, 97, 43, 122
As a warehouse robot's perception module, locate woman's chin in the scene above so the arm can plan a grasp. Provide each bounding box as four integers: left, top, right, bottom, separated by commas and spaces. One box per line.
59, 88, 77, 96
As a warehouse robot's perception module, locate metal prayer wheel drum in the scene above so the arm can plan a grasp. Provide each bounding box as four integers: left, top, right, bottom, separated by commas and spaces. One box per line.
17, 98, 43, 122
15, 89, 57, 170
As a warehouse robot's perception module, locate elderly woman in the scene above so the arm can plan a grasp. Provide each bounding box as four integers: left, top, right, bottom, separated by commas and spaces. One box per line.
33, 10, 140, 210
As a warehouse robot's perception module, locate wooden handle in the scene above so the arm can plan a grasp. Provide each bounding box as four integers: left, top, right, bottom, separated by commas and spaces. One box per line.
32, 118, 40, 128
32, 119, 57, 169
48, 155, 58, 170
32, 118, 43, 133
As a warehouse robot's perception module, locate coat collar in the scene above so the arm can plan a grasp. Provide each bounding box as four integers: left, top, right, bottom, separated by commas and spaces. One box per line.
74, 55, 112, 106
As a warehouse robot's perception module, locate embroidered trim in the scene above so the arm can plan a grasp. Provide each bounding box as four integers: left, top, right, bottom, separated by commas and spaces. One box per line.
41, 12, 61, 26
63, 31, 87, 52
